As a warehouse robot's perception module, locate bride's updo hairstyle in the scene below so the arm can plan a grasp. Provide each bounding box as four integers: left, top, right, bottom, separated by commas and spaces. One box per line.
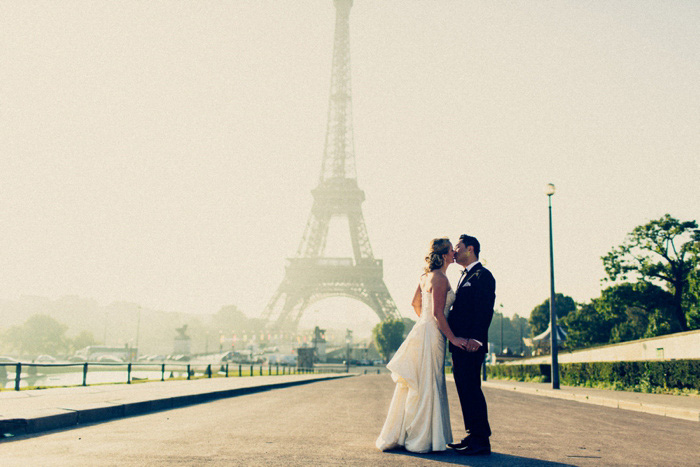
424, 237, 451, 273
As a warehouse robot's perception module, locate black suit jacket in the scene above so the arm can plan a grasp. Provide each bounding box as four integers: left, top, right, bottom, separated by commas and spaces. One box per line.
447, 263, 496, 354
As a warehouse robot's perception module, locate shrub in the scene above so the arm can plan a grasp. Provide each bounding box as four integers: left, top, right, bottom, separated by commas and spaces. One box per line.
486, 359, 700, 391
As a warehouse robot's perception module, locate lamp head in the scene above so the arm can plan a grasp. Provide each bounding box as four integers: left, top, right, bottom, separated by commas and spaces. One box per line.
545, 183, 556, 196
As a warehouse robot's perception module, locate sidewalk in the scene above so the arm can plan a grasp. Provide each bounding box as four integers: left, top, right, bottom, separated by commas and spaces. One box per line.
446, 375, 700, 422
0, 373, 353, 437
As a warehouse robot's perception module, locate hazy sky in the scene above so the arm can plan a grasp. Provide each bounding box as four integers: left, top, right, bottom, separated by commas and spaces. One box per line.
1, 1, 698, 334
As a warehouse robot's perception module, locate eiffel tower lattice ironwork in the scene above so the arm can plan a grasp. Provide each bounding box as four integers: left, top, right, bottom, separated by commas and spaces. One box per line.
262, 0, 400, 330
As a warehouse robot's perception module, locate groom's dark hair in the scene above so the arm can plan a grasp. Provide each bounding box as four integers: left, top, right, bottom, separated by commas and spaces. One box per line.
459, 234, 480, 258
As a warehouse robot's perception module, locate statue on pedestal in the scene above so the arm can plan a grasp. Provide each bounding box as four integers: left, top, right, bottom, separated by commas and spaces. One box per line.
311, 326, 327, 362
174, 325, 191, 355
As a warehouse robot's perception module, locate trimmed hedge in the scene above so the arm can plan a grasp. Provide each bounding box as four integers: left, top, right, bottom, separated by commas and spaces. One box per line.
486, 359, 700, 391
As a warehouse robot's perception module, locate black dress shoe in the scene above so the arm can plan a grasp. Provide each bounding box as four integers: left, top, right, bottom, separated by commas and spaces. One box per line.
447, 436, 471, 449
456, 443, 491, 456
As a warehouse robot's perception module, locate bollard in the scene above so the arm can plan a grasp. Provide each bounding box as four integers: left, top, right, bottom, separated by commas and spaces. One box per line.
226, 363, 229, 377
482, 359, 487, 381
268, 364, 271, 376
187, 364, 191, 380
207, 364, 212, 378
250, 364, 253, 377
276, 363, 279, 375
15, 363, 21, 391
238, 364, 242, 377
83, 363, 88, 386
161, 363, 165, 381
259, 364, 263, 376
127, 363, 132, 384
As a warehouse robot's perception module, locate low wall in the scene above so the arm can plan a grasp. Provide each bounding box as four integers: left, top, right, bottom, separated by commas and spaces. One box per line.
507, 329, 700, 365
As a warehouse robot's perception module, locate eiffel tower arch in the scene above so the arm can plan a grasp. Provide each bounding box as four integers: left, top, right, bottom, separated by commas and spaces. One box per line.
263, 0, 400, 330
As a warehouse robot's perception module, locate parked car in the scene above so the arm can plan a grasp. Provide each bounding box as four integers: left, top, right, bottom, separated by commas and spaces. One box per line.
34, 355, 56, 363
279, 355, 297, 366
95, 355, 124, 363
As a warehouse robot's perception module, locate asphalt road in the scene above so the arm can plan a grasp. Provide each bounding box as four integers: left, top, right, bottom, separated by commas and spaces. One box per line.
2, 375, 698, 466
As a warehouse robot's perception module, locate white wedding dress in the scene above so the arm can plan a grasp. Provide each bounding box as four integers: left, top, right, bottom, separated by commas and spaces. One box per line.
375, 288, 454, 453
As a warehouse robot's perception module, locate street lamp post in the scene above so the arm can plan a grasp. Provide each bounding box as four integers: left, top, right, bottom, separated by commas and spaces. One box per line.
500, 306, 504, 355
545, 183, 560, 389
345, 329, 352, 373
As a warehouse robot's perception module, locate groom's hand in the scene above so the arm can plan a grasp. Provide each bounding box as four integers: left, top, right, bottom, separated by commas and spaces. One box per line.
465, 339, 482, 352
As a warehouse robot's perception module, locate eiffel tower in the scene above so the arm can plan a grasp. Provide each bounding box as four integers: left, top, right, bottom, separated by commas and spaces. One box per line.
262, 0, 400, 330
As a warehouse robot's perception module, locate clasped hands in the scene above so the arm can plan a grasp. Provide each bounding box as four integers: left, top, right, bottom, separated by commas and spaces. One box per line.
451, 336, 481, 352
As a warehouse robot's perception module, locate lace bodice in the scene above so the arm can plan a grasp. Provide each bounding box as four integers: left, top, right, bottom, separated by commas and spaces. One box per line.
420, 289, 455, 321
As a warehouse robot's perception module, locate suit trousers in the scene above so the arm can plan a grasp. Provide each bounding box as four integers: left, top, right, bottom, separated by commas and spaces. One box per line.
451, 350, 491, 438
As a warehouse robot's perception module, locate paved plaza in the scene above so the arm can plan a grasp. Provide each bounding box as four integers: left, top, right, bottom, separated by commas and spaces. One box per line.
1, 374, 699, 466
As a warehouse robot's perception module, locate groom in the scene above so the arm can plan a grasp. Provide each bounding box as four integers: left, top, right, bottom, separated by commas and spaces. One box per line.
447, 234, 496, 456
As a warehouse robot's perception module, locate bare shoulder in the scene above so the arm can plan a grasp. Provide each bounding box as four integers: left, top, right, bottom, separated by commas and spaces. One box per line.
429, 271, 449, 291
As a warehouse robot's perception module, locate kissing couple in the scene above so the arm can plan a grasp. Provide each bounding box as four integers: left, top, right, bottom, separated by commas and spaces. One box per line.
376, 235, 496, 456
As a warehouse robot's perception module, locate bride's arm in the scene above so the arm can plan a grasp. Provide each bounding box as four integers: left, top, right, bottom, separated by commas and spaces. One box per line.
411, 283, 422, 317
431, 276, 468, 349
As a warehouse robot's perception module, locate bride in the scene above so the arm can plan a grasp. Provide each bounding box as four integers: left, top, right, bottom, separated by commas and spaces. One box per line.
376, 237, 469, 453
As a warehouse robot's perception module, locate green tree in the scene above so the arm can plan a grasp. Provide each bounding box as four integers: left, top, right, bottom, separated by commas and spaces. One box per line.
601, 282, 674, 340
528, 294, 576, 336
561, 303, 612, 350
401, 317, 416, 337
489, 312, 531, 355
561, 282, 674, 349
510, 314, 532, 355
71, 330, 98, 352
372, 319, 405, 361
211, 305, 248, 333
3, 314, 70, 356
602, 214, 700, 331
682, 245, 700, 329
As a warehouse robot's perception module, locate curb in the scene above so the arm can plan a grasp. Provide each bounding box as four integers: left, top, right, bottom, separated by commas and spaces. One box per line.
0, 374, 354, 438
457, 376, 700, 422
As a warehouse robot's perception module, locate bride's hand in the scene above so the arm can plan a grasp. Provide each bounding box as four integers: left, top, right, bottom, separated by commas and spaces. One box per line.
451, 336, 469, 350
